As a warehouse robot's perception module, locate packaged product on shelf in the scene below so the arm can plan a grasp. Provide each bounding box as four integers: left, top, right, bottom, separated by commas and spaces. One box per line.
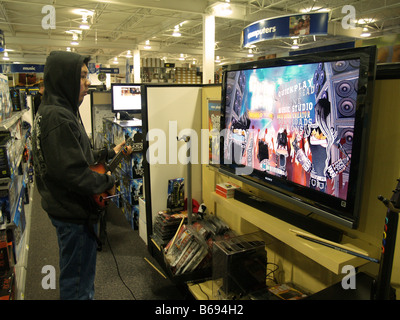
167, 178, 184, 212
153, 210, 186, 246
215, 182, 240, 198
164, 215, 234, 276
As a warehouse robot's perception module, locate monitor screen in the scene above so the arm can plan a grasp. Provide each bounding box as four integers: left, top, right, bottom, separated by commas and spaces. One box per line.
111, 83, 142, 113
218, 46, 377, 229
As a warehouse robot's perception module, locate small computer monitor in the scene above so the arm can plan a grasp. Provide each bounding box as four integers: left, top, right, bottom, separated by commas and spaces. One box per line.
111, 83, 142, 114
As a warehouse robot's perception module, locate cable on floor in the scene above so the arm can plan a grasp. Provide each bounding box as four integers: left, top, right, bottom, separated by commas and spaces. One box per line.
105, 232, 137, 300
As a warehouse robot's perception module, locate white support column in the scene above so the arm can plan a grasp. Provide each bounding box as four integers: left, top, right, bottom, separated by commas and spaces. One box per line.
203, 14, 215, 84
133, 49, 141, 83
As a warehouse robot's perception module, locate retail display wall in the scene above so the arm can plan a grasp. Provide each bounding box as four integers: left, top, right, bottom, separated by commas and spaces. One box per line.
0, 110, 33, 300
141, 85, 203, 244
101, 118, 144, 230
200, 76, 400, 296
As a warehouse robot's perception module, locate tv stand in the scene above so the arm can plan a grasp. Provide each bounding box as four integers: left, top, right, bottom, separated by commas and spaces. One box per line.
307, 272, 376, 300
211, 191, 378, 275
234, 190, 344, 243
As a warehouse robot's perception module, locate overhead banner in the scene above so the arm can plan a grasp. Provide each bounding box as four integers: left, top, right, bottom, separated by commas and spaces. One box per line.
0, 30, 4, 53
0, 64, 44, 73
241, 12, 329, 48
99, 67, 119, 74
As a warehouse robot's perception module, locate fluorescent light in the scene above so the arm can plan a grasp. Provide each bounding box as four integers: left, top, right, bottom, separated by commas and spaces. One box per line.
357, 18, 375, 24
66, 29, 82, 35
72, 9, 94, 16
172, 25, 181, 37
71, 33, 79, 45
360, 27, 371, 37
80, 21, 90, 30
144, 40, 151, 50
300, 6, 330, 13
213, 2, 232, 16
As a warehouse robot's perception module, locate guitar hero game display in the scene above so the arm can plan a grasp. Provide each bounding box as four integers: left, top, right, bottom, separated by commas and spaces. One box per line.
220, 46, 376, 228
224, 60, 357, 200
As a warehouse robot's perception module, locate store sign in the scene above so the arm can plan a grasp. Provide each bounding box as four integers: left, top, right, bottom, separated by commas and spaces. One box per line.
0, 64, 45, 73
0, 30, 4, 53
241, 12, 329, 48
99, 67, 119, 74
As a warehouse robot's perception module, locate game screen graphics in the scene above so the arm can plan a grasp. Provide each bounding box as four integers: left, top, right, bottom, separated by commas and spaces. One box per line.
223, 59, 361, 202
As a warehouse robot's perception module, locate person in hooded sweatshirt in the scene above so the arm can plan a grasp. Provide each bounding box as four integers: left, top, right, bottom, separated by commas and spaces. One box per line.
32, 51, 132, 300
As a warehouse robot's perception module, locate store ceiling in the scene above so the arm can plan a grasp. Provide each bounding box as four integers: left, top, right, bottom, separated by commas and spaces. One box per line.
1, 0, 400, 67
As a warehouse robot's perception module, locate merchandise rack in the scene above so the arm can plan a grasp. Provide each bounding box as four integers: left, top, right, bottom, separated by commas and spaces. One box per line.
0, 110, 33, 300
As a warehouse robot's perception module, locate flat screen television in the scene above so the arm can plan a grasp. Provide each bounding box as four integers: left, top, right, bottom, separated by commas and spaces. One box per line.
111, 83, 142, 114
217, 46, 377, 231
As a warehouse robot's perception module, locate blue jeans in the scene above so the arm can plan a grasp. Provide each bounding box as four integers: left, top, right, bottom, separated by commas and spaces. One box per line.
50, 217, 98, 300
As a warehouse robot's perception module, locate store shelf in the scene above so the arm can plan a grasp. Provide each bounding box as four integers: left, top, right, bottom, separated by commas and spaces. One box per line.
0, 110, 28, 131
14, 182, 33, 300
211, 192, 379, 274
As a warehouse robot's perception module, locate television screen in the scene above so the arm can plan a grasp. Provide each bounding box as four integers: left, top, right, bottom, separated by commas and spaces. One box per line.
219, 46, 376, 229
111, 83, 142, 113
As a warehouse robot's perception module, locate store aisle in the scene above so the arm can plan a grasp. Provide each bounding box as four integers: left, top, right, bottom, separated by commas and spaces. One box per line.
24, 186, 187, 300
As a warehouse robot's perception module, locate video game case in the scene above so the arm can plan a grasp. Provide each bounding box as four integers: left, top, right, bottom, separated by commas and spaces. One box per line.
215, 182, 240, 198
167, 178, 184, 212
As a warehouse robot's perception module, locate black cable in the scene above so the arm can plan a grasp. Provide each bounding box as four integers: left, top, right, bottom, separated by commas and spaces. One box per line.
266, 262, 280, 284
105, 232, 137, 300
195, 283, 210, 300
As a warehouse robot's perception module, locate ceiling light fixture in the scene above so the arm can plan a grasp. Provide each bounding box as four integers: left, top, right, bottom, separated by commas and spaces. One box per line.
215, 56, 221, 63
144, 40, 151, 50
179, 53, 185, 61
360, 27, 371, 37
3, 51, 9, 61
291, 39, 299, 49
300, 6, 330, 13
71, 33, 79, 46
113, 57, 118, 64
213, 0, 233, 16
247, 49, 254, 58
125, 50, 133, 58
80, 15, 90, 30
172, 25, 181, 37
66, 29, 82, 35
357, 18, 376, 24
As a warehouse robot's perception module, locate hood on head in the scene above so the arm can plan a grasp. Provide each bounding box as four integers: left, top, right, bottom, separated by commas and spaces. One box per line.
42, 51, 90, 113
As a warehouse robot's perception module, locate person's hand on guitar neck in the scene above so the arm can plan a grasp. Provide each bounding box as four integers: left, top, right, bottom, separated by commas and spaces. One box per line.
113, 140, 133, 155
106, 171, 116, 196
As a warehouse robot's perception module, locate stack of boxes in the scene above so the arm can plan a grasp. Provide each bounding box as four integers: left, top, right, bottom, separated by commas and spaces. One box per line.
175, 67, 202, 84
215, 182, 240, 199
